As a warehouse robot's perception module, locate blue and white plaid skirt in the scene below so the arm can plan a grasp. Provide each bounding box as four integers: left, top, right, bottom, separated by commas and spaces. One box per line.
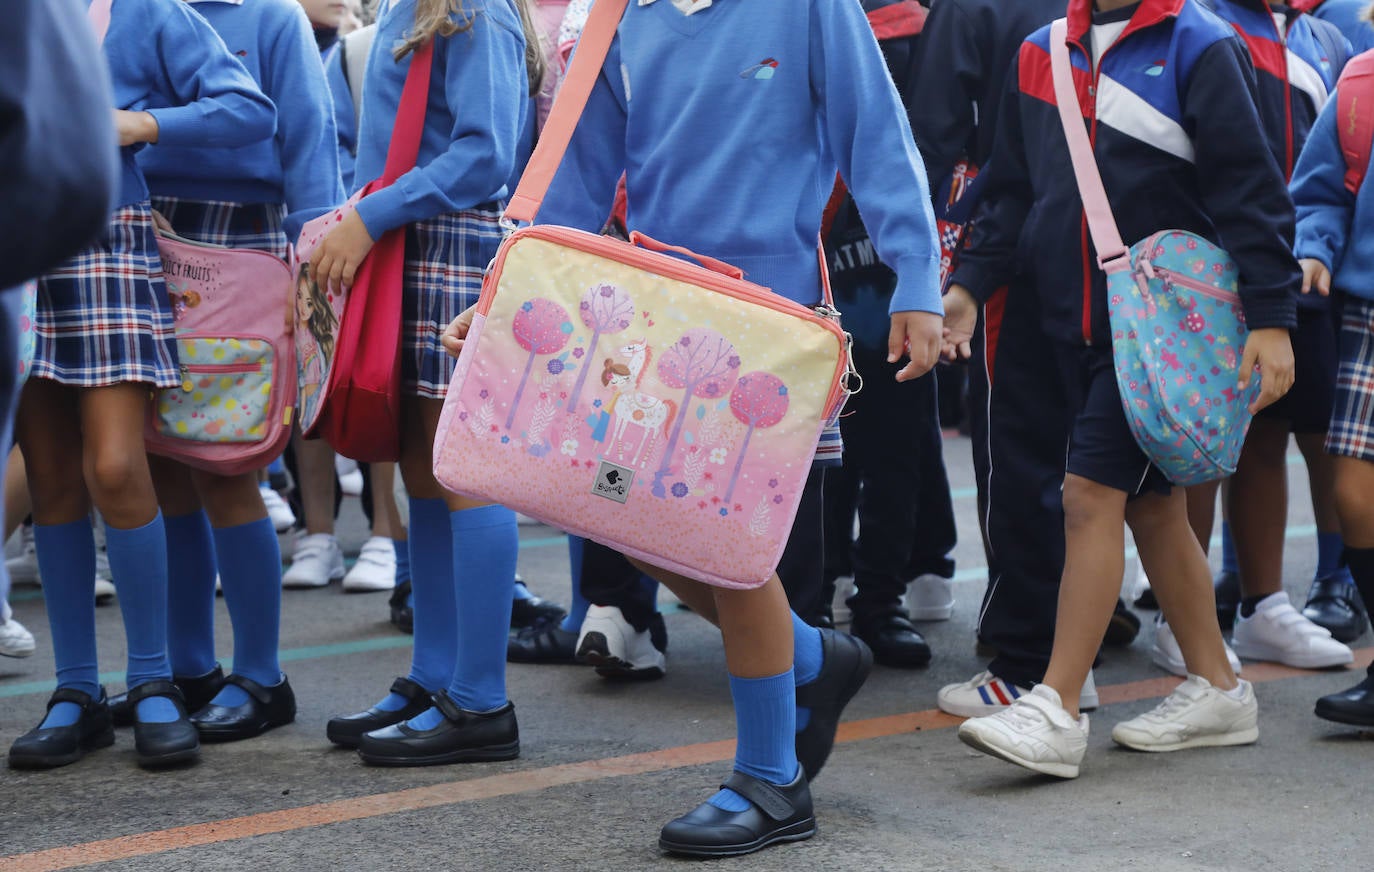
1327, 297, 1374, 461
150, 197, 289, 260
403, 207, 503, 399
33, 203, 180, 388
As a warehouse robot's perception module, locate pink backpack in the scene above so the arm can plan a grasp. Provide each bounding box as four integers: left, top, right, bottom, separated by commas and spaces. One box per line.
1337, 50, 1374, 193
144, 233, 297, 476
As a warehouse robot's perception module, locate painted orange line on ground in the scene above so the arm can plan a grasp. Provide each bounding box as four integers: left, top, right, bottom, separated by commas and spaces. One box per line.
5, 649, 1370, 872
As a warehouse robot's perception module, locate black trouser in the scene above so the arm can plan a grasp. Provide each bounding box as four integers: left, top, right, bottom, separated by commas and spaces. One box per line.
823, 350, 956, 625
580, 538, 660, 635
970, 282, 1072, 689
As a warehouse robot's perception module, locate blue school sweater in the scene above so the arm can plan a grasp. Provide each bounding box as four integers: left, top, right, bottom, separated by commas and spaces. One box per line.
327, 42, 359, 192
137, 0, 343, 240
352, 0, 530, 236
538, 0, 941, 314
1308, 0, 1374, 52
92, 0, 275, 208
1291, 90, 1374, 301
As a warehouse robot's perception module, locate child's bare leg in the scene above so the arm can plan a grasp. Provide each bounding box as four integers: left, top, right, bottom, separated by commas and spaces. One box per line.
1185, 479, 1221, 556
624, 557, 719, 625
1335, 457, 1374, 548
292, 426, 336, 535
1130, 488, 1237, 689
1226, 417, 1289, 599
4, 445, 31, 542
1042, 474, 1126, 716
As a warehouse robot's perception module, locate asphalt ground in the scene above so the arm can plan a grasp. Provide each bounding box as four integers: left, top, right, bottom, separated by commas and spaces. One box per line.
0, 435, 1370, 872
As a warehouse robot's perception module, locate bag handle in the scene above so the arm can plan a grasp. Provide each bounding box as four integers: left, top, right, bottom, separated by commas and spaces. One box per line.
88, 0, 113, 46
381, 39, 434, 184
627, 232, 745, 280
1048, 19, 1130, 275
504, 0, 630, 223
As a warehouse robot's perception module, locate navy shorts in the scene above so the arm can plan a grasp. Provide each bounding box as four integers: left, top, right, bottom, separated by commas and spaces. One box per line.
1055, 342, 1172, 498
1255, 302, 1338, 434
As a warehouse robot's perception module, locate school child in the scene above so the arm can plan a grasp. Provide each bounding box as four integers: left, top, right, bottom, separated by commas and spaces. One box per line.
1290, 1, 1374, 725
115, 0, 344, 742
945, 0, 1298, 779
7, 0, 275, 770
1295, 0, 1374, 50
1155, 0, 1357, 674
442, 0, 943, 855
317, 0, 545, 763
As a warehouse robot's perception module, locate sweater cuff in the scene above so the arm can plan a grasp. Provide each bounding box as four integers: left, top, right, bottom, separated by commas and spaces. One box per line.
949, 258, 1006, 305
146, 107, 202, 149
1239, 286, 1298, 332
887, 254, 943, 315
354, 186, 412, 240
1293, 239, 1338, 273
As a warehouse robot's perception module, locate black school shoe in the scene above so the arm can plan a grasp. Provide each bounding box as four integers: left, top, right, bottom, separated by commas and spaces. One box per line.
190, 674, 296, 743
390, 580, 413, 634
326, 677, 433, 748
658, 770, 816, 858
796, 629, 873, 781
8, 687, 116, 770
850, 611, 931, 668
127, 680, 201, 768
1302, 576, 1369, 644
507, 619, 581, 663
357, 691, 519, 767
510, 592, 567, 630
1315, 669, 1374, 727
1103, 599, 1142, 647
110, 664, 226, 728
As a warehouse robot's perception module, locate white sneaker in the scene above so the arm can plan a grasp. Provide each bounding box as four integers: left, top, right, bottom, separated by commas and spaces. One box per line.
908, 573, 954, 621
0, 601, 35, 658
831, 576, 854, 625
1150, 615, 1243, 677
1110, 675, 1258, 752
575, 604, 666, 679
342, 536, 397, 592
1230, 592, 1354, 669
336, 456, 364, 497
94, 547, 115, 605
5, 526, 40, 586
282, 533, 345, 589
957, 684, 1089, 779
260, 484, 297, 532
938, 670, 1098, 718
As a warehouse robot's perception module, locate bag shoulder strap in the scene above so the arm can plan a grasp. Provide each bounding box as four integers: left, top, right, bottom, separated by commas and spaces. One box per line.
1048, 18, 1129, 274
343, 24, 377, 124
89, 0, 114, 46
380, 39, 433, 185
505, 0, 630, 223
1337, 50, 1374, 194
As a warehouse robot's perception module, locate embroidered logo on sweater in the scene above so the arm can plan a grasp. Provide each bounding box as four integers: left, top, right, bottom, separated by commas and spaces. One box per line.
1143, 59, 1167, 77
740, 58, 779, 80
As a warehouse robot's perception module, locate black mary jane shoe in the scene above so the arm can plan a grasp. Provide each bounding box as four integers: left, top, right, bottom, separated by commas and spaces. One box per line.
507, 619, 581, 664
110, 664, 227, 728
190, 674, 296, 743
326, 677, 432, 748
127, 680, 201, 769
356, 690, 519, 767
7, 687, 116, 770
1315, 670, 1374, 727
1302, 576, 1369, 644
390, 580, 414, 634
658, 770, 817, 858
851, 611, 932, 669
510, 592, 567, 631
795, 629, 873, 781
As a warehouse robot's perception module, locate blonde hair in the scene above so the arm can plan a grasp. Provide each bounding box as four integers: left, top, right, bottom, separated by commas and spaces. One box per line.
395, 0, 547, 97
1366, 1, 1374, 24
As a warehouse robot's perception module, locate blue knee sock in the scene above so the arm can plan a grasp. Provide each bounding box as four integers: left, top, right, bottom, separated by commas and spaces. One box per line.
792, 612, 823, 732
378, 499, 455, 714
559, 536, 592, 633
164, 511, 218, 678
1317, 531, 1349, 582
34, 520, 99, 729
1220, 521, 1239, 576
268, 455, 285, 476
393, 538, 411, 586
107, 514, 178, 724
709, 671, 799, 812
209, 518, 283, 707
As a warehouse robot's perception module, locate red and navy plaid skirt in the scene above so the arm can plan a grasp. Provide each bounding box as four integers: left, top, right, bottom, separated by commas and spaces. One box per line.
33, 203, 180, 388
150, 197, 289, 259
1327, 297, 1374, 462
403, 206, 503, 399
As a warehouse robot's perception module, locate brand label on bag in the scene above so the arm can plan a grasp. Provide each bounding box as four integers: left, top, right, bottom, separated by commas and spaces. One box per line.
592, 461, 634, 504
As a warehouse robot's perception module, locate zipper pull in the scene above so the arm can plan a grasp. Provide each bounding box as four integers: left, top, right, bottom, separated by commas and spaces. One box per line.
181, 365, 193, 392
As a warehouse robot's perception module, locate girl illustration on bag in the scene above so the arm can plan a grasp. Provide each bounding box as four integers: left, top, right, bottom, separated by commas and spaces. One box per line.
296, 269, 339, 422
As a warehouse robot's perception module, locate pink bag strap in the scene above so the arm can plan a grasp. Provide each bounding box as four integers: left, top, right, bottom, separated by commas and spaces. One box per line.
1048, 19, 1130, 275
88, 0, 114, 46
381, 40, 434, 185
504, 0, 629, 223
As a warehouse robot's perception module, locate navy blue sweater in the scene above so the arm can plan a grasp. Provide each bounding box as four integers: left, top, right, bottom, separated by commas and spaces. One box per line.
952, 0, 1300, 346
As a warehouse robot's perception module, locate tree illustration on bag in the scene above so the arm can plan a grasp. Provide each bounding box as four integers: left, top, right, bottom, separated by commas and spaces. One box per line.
723, 372, 789, 504
566, 282, 634, 416
652, 328, 740, 497
508, 298, 572, 430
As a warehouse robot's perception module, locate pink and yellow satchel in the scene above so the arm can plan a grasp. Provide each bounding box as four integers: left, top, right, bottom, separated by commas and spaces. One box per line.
432, 0, 853, 589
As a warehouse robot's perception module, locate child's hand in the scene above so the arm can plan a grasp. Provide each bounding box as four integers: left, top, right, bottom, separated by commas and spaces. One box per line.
310, 211, 375, 293
1239, 327, 1295, 414
1299, 258, 1331, 296
113, 110, 158, 146
150, 209, 174, 235
889, 311, 943, 382
441, 305, 478, 359
941, 284, 978, 361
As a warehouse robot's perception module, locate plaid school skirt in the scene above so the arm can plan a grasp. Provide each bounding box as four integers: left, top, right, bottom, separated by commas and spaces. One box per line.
403, 206, 503, 399
33, 203, 180, 388
1327, 297, 1374, 461
150, 197, 289, 259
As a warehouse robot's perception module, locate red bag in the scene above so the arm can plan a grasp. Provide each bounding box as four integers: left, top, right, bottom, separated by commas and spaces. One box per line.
1337, 50, 1374, 195
293, 41, 434, 462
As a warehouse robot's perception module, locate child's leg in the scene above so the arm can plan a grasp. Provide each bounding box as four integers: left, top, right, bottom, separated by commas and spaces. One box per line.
1334, 456, 1374, 600
1296, 434, 1345, 580
559, 536, 593, 633
1184, 479, 1220, 559
1130, 488, 1237, 689
1040, 474, 1127, 714
148, 457, 218, 680
4, 444, 31, 543
1225, 417, 1289, 602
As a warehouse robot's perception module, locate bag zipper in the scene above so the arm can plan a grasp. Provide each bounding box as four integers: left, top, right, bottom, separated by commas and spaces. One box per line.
1135, 234, 1242, 307
179, 361, 263, 392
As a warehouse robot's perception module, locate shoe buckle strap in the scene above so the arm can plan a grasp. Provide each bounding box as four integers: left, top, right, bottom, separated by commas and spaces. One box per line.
390, 676, 428, 703
1018, 693, 1076, 731
48, 686, 100, 711
224, 673, 273, 706
721, 772, 796, 822
432, 689, 467, 724
126, 679, 186, 708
